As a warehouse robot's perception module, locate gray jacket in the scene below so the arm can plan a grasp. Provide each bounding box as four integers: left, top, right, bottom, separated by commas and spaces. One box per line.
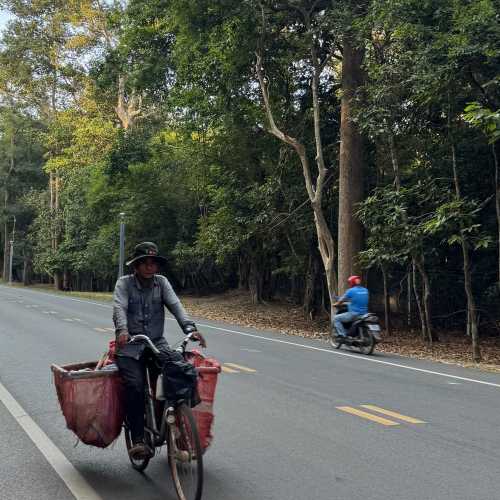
113, 274, 196, 358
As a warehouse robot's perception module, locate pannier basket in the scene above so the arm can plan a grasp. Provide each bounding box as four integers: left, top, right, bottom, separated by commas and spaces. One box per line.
51, 361, 125, 448
185, 350, 221, 453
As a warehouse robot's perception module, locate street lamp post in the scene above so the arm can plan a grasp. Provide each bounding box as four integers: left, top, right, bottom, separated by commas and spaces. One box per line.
8, 240, 13, 284
8, 216, 15, 285
118, 212, 126, 278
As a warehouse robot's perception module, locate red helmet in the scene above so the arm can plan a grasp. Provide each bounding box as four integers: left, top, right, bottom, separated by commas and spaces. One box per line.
348, 275, 361, 287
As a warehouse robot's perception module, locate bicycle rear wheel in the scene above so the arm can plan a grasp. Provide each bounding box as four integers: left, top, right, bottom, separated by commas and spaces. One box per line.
168, 403, 203, 500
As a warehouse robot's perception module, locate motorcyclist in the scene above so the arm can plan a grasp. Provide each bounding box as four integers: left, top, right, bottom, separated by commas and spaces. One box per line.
332, 275, 369, 339
113, 241, 206, 459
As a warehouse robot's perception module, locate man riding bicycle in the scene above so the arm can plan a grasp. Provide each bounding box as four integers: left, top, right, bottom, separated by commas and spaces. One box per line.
333, 275, 369, 339
113, 241, 206, 459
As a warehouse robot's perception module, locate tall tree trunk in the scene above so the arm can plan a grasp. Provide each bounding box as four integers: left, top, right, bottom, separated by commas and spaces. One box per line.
49, 172, 62, 290
3, 219, 8, 280
414, 252, 436, 343
407, 272, 412, 328
115, 75, 142, 130
256, 36, 338, 309
238, 254, 250, 290
249, 259, 263, 305
381, 263, 391, 335
338, 37, 364, 295
3, 131, 16, 280
303, 241, 321, 318
492, 142, 500, 286
451, 142, 481, 361
23, 255, 32, 286
412, 259, 426, 340
63, 267, 70, 291
388, 133, 401, 191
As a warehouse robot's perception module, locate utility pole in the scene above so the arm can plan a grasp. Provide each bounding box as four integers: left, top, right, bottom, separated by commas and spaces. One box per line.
8, 216, 15, 285
8, 240, 13, 284
118, 212, 126, 278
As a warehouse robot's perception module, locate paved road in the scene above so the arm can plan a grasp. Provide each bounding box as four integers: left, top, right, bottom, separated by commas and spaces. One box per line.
1, 283, 500, 500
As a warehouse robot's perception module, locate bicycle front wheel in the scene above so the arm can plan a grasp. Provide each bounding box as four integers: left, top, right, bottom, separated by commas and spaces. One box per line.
168, 403, 203, 500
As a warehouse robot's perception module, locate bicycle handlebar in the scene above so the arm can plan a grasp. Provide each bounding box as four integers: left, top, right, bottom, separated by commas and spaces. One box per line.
128, 331, 198, 355
128, 334, 161, 355
176, 331, 197, 352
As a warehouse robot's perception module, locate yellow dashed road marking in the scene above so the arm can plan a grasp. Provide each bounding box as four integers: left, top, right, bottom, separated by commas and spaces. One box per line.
221, 365, 239, 374
360, 405, 426, 424
93, 328, 108, 333
63, 319, 74, 322
336, 406, 399, 426
104, 328, 115, 332
224, 363, 256, 373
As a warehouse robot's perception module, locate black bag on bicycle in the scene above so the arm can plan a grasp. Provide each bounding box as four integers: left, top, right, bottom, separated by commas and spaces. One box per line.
161, 350, 200, 406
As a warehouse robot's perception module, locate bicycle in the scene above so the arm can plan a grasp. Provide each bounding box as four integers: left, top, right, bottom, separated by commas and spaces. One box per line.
123, 333, 203, 500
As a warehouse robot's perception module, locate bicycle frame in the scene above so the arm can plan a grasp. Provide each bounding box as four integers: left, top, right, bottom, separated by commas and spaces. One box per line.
130, 333, 195, 449
125, 333, 204, 500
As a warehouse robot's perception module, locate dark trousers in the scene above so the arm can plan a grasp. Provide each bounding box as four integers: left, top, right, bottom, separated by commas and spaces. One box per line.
116, 352, 164, 442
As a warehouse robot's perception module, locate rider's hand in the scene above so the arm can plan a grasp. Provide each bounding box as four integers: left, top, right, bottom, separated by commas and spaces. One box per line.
117, 330, 131, 347
190, 330, 207, 348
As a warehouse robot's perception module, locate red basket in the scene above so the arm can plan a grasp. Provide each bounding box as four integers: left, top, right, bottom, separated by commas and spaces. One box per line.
185, 350, 221, 452
51, 361, 125, 448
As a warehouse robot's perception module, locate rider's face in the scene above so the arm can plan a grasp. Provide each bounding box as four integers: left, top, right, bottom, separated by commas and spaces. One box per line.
135, 258, 159, 279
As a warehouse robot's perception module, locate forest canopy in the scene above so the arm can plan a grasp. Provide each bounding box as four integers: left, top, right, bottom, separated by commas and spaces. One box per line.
0, 0, 499, 361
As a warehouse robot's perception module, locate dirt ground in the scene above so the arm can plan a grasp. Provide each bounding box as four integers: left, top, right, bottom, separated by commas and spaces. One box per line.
12, 283, 500, 372
180, 290, 500, 373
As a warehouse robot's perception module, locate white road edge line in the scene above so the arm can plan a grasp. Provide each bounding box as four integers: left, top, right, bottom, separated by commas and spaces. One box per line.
2, 286, 499, 389
176, 320, 500, 389
0, 381, 102, 500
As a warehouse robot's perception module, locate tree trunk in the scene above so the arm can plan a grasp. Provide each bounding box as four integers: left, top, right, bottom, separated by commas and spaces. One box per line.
238, 254, 250, 290
115, 75, 142, 130
248, 258, 263, 305
388, 133, 401, 191
492, 142, 500, 286
23, 256, 32, 286
255, 45, 338, 309
63, 267, 71, 291
303, 242, 322, 318
451, 141, 481, 361
381, 264, 391, 335
462, 239, 480, 361
3, 220, 9, 280
338, 37, 365, 295
412, 259, 426, 340
2, 132, 15, 280
407, 272, 412, 328
414, 253, 436, 343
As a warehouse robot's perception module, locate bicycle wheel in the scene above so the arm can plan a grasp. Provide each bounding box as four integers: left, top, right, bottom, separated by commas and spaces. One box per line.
168, 403, 203, 500
124, 425, 151, 472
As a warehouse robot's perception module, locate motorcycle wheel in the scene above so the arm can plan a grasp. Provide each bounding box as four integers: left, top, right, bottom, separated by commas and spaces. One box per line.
358, 327, 375, 355
329, 331, 342, 349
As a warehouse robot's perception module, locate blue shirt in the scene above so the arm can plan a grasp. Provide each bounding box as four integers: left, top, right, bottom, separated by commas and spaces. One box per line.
340, 286, 369, 315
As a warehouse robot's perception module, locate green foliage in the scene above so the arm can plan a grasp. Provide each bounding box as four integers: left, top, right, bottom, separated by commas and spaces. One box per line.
464, 102, 500, 143
0, 0, 499, 334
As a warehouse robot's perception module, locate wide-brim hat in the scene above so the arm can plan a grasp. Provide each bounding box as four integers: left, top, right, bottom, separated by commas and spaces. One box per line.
126, 241, 168, 267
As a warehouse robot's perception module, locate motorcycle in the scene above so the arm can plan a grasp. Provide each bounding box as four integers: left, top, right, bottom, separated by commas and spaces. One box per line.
329, 304, 382, 355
